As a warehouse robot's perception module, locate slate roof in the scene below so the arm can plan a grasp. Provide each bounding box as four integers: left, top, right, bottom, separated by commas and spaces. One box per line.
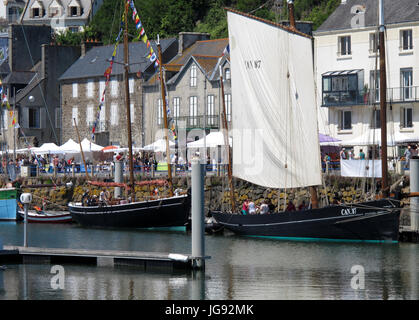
59, 38, 177, 81
145, 38, 229, 86
316, 0, 419, 33
168, 38, 229, 71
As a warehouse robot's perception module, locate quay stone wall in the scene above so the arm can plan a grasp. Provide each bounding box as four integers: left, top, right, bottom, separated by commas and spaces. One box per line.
1, 174, 410, 214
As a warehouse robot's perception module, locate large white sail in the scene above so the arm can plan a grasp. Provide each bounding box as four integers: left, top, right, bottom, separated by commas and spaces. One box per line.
228, 10, 322, 189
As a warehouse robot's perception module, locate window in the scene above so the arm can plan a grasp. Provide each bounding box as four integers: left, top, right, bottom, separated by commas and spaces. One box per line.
28, 108, 40, 128
401, 107, 413, 128
99, 80, 105, 101
373, 109, 381, 129
111, 79, 118, 97
338, 36, 351, 56
173, 97, 180, 118
207, 95, 215, 125
338, 110, 352, 130
370, 70, 380, 102
190, 65, 197, 87
225, 68, 231, 80
69, 27, 79, 33
55, 108, 61, 128
224, 94, 232, 122
157, 99, 163, 125
401, 68, 413, 100
72, 83, 78, 98
322, 72, 360, 106
99, 104, 106, 123
189, 96, 198, 126
2, 110, 7, 129
87, 79, 94, 98
72, 107, 78, 126
369, 32, 379, 53
33, 8, 40, 17
400, 29, 413, 51
129, 78, 134, 93
130, 103, 135, 123
111, 103, 118, 126
86, 105, 93, 125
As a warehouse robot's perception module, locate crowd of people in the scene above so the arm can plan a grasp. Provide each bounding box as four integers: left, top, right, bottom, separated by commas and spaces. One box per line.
240, 198, 311, 215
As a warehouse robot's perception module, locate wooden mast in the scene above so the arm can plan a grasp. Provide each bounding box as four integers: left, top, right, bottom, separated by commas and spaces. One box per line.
219, 65, 236, 212
379, 0, 389, 197
123, 0, 135, 199
157, 38, 174, 197
73, 118, 90, 180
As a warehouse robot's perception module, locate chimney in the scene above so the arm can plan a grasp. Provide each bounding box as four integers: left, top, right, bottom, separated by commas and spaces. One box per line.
178, 32, 210, 55
287, 0, 296, 31
81, 40, 103, 57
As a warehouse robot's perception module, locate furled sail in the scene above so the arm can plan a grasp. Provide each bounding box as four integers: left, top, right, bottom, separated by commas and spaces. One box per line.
228, 10, 322, 189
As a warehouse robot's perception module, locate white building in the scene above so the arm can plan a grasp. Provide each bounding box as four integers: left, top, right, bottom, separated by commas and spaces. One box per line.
20, 0, 103, 33
314, 0, 419, 157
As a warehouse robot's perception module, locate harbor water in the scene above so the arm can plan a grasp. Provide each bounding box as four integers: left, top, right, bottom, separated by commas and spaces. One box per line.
0, 222, 418, 300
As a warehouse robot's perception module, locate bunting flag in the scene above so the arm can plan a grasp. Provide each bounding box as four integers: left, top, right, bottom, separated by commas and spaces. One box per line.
127, 0, 159, 68
91, 25, 124, 140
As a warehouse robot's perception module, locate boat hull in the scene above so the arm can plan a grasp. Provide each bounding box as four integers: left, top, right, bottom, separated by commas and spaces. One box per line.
0, 188, 18, 221
18, 210, 72, 223
68, 194, 191, 229
210, 199, 400, 242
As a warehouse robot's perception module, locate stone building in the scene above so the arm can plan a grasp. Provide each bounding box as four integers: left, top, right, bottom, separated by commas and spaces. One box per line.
143, 37, 231, 151
1, 24, 80, 151
59, 38, 180, 148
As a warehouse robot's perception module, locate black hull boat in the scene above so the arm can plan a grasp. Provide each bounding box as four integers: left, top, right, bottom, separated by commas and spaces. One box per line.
211, 199, 400, 242
69, 194, 190, 229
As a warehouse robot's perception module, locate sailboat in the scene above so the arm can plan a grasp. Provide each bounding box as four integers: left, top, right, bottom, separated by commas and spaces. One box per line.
68, 0, 190, 229
210, 4, 400, 242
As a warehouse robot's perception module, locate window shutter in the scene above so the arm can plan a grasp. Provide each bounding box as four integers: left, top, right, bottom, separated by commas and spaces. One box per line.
40, 108, 46, 129
400, 107, 405, 128
22, 107, 29, 128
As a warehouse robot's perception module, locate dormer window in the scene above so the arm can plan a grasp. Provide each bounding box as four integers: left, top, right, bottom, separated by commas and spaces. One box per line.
30, 1, 44, 18
68, 0, 82, 17
48, 0, 63, 18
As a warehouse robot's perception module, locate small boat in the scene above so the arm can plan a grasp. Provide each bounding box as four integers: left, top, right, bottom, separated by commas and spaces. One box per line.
18, 209, 72, 223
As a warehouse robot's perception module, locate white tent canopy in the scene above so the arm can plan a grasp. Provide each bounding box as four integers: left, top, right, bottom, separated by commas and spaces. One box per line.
58, 139, 80, 153
81, 138, 103, 152
339, 129, 413, 146
32, 143, 63, 154
142, 139, 175, 152
187, 131, 232, 148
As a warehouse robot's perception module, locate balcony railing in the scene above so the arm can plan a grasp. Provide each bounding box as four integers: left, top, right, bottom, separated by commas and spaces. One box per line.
173, 115, 220, 129
88, 120, 109, 133
322, 86, 419, 107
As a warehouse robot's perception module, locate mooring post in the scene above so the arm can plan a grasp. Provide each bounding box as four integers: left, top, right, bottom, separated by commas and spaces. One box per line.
191, 158, 205, 269
114, 160, 123, 199
410, 159, 419, 232
20, 193, 32, 248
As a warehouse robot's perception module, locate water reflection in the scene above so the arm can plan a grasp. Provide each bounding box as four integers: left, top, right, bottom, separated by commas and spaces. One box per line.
0, 223, 418, 300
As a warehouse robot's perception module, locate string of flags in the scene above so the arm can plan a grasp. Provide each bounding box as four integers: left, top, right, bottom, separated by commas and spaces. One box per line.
91, 24, 124, 140
128, 0, 159, 69
0, 79, 17, 129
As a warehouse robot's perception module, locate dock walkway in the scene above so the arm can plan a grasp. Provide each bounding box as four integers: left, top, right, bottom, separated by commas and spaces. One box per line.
0, 246, 207, 271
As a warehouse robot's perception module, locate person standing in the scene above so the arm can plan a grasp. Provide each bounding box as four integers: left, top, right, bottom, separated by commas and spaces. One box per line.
340, 148, 347, 160
359, 149, 365, 160
241, 199, 249, 215
404, 145, 412, 169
